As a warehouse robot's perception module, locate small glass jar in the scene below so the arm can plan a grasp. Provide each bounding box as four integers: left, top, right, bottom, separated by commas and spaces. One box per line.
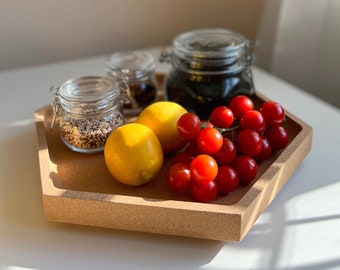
52, 76, 127, 153
161, 28, 255, 119
106, 51, 158, 115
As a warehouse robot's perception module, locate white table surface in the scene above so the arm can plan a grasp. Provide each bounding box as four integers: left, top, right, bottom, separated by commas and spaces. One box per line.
1, 48, 340, 270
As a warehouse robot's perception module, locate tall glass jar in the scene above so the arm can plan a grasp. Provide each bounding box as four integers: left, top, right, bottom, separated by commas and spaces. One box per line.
106, 51, 158, 115
161, 28, 255, 120
52, 76, 127, 153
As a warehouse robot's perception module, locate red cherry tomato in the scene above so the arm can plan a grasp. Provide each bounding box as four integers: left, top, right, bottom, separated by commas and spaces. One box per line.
254, 136, 272, 163
212, 138, 237, 165
209, 106, 234, 128
260, 101, 285, 127
172, 152, 195, 165
241, 110, 266, 133
184, 140, 198, 155
264, 125, 289, 151
177, 112, 201, 140
228, 95, 254, 120
166, 163, 191, 192
190, 154, 218, 184
190, 180, 218, 203
201, 120, 214, 128
233, 156, 258, 184
196, 127, 223, 155
215, 165, 239, 195
237, 129, 262, 156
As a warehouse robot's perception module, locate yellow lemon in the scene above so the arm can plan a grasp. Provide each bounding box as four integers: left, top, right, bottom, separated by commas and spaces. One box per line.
135, 101, 187, 154
104, 123, 163, 186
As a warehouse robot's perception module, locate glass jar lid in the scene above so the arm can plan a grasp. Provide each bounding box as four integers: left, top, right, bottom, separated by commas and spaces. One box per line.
106, 51, 156, 79
57, 76, 122, 115
59, 76, 120, 103
173, 28, 249, 60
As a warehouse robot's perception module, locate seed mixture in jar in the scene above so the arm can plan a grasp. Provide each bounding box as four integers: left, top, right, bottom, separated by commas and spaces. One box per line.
60, 112, 124, 150
53, 76, 128, 153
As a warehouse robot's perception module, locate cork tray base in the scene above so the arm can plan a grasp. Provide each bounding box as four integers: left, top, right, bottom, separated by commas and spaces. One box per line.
34, 93, 312, 242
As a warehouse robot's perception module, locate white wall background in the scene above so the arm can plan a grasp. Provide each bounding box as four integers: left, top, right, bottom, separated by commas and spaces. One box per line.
3, 0, 337, 108
257, 0, 340, 108
0, 0, 264, 71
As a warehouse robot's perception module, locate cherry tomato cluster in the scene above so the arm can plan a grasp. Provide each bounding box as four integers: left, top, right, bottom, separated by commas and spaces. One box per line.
166, 95, 289, 203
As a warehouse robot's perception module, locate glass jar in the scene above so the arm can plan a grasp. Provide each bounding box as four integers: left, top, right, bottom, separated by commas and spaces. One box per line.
106, 51, 158, 114
161, 28, 255, 120
52, 76, 127, 153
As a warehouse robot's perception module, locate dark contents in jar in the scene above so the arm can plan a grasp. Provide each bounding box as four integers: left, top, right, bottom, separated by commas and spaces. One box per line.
124, 83, 157, 110
164, 70, 254, 120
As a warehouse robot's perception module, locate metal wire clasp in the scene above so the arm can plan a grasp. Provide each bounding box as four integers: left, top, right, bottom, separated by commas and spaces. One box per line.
117, 75, 139, 109
50, 85, 61, 131
246, 39, 258, 66
245, 39, 258, 91
159, 46, 172, 63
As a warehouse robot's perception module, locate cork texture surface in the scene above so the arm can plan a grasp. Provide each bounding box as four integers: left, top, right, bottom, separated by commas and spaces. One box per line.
34, 94, 313, 241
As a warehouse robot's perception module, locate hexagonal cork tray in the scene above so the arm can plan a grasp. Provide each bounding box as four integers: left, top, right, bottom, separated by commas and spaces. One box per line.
34, 93, 312, 241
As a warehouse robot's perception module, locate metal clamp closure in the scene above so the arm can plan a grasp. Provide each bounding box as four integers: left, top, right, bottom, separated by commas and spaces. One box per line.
159, 47, 172, 63
50, 86, 61, 131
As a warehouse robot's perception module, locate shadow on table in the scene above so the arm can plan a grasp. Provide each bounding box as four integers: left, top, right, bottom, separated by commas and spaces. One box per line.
237, 158, 340, 270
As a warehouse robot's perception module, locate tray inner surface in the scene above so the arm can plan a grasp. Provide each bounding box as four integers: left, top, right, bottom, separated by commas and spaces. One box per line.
40, 96, 302, 206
